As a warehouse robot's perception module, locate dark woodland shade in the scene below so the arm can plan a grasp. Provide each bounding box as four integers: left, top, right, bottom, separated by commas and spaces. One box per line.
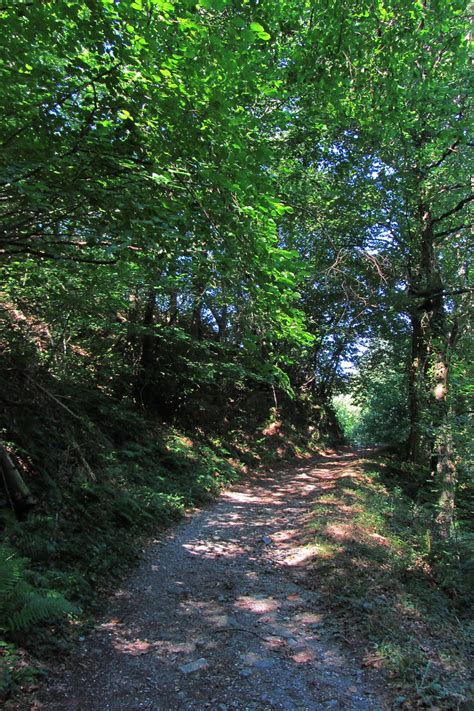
0, 1, 471, 691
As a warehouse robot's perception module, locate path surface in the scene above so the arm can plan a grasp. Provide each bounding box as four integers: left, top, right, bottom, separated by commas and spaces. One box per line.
35, 448, 390, 710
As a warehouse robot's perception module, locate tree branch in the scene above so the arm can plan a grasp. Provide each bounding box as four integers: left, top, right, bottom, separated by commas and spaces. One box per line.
425, 140, 460, 171
25, 376, 84, 423
431, 194, 473, 226
434, 222, 470, 240
409, 286, 473, 299
0, 246, 118, 264
1, 63, 122, 149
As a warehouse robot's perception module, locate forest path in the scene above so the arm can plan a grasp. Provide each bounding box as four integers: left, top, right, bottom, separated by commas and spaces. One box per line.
35, 448, 390, 711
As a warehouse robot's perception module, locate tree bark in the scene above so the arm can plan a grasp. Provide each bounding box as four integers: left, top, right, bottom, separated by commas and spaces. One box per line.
407, 310, 425, 462
135, 287, 156, 407
140, 288, 156, 373
407, 197, 457, 535
190, 247, 208, 341
0, 443, 35, 517
209, 304, 228, 341
432, 354, 456, 538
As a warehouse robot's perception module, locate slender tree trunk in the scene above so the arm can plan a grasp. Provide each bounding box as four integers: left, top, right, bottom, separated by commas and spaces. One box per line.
209, 304, 228, 341
407, 309, 427, 462
191, 301, 203, 340
141, 288, 156, 373
169, 290, 178, 325
126, 287, 140, 355
407, 197, 457, 535
432, 353, 456, 538
135, 288, 156, 406
407, 200, 443, 464
168, 259, 179, 326
0, 443, 35, 518
190, 247, 208, 341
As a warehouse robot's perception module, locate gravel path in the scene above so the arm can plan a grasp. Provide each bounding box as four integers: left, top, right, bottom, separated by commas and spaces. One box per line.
34, 448, 390, 710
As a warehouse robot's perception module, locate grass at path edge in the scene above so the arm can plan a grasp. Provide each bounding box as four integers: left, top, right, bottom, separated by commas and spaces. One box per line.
0, 416, 321, 703
304, 451, 472, 709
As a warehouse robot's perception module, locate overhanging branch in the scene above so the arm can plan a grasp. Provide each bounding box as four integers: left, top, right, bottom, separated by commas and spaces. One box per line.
0, 246, 118, 264
435, 222, 470, 239
431, 194, 473, 225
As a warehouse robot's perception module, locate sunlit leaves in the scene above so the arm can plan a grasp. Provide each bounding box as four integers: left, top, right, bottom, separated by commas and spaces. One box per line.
117, 108, 134, 121
249, 22, 271, 41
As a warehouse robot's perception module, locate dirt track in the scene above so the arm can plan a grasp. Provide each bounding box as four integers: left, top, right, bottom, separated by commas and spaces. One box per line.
33, 448, 390, 710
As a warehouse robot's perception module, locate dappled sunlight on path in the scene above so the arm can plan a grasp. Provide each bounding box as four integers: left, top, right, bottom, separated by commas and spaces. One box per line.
33, 447, 389, 711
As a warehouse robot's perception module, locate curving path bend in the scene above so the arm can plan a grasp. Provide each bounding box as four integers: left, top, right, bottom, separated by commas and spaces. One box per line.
34, 448, 390, 711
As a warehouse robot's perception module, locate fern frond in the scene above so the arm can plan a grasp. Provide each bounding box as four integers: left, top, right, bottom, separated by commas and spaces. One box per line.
0, 543, 76, 634
8, 592, 76, 632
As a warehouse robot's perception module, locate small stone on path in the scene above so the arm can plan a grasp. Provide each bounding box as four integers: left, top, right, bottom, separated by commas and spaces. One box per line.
179, 658, 209, 674
167, 583, 190, 598
269, 625, 295, 639
251, 658, 275, 669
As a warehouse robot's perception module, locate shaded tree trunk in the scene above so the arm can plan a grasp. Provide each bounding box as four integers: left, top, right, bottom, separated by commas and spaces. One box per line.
407, 310, 425, 462
135, 288, 156, 407
0, 443, 35, 518
407, 197, 457, 535
210, 304, 228, 342
190, 300, 203, 340
190, 247, 208, 341
141, 288, 156, 373
432, 352, 456, 538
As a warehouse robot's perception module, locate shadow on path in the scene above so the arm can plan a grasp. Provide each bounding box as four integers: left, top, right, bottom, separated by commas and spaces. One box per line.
34, 447, 390, 711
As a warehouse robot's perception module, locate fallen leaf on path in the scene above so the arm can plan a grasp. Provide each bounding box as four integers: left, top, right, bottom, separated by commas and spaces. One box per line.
291, 649, 316, 663
361, 654, 384, 668
116, 639, 153, 655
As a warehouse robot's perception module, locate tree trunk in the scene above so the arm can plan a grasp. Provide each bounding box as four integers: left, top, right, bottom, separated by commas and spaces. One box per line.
431, 284, 470, 535
431, 345, 457, 538
190, 248, 208, 341
135, 288, 156, 406
209, 304, 228, 341
407, 198, 457, 535
191, 301, 203, 340
169, 289, 178, 325
407, 310, 425, 462
141, 288, 156, 373
407, 200, 444, 465
168, 260, 179, 326
0, 443, 35, 518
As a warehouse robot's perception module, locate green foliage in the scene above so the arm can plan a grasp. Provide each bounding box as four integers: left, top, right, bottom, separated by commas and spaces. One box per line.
1, 371, 290, 615
307, 462, 472, 707
332, 344, 410, 448
0, 641, 42, 703
331, 394, 360, 442
0, 2, 472, 704
430, 531, 474, 609
352, 369, 409, 447
0, 543, 76, 635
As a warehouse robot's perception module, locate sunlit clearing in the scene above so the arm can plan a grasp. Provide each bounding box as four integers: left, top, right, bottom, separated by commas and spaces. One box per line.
182, 538, 246, 559
282, 544, 320, 567
222, 491, 273, 505
235, 595, 279, 614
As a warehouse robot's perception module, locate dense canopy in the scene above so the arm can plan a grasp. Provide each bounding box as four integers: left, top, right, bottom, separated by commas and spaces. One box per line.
0, 0, 472, 703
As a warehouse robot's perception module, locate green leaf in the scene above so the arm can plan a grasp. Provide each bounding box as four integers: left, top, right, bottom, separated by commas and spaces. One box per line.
249, 22, 271, 40
117, 109, 134, 121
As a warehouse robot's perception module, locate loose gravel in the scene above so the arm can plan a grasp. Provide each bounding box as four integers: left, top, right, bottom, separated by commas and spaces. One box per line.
31, 448, 390, 710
